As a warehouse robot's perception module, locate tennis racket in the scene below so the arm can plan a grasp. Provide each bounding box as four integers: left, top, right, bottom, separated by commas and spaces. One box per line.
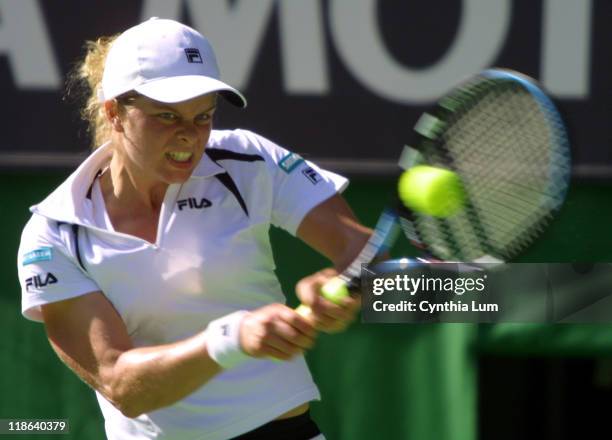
297, 68, 571, 315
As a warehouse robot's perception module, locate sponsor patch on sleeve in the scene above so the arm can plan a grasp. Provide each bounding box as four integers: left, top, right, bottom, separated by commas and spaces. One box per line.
278, 152, 305, 174
302, 167, 323, 184
22, 247, 53, 266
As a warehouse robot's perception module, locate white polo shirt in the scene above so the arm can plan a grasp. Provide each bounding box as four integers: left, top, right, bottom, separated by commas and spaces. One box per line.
17, 129, 348, 440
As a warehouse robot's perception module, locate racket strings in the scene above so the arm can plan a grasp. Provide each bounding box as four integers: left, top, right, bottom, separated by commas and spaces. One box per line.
415, 81, 568, 261
447, 89, 548, 254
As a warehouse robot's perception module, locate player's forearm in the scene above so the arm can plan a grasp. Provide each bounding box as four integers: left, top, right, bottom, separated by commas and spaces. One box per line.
105, 330, 221, 418
332, 223, 372, 272
297, 194, 372, 271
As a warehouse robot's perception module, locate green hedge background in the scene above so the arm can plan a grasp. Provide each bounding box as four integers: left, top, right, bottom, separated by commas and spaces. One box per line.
1, 172, 611, 439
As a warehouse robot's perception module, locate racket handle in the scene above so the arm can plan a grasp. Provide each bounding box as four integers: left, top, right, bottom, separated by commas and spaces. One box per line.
296, 277, 350, 317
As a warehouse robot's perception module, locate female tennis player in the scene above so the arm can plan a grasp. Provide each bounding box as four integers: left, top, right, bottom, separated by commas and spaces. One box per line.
17, 18, 368, 440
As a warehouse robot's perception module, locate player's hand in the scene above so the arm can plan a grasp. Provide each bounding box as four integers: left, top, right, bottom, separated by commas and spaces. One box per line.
239, 304, 317, 361
295, 268, 361, 333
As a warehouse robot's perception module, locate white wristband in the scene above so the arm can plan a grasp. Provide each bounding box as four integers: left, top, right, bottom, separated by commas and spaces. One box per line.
205, 310, 251, 369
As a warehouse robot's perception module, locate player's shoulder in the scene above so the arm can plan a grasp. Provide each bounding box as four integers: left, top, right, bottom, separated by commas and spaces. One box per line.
207, 129, 287, 164
22, 213, 59, 239
19, 214, 65, 255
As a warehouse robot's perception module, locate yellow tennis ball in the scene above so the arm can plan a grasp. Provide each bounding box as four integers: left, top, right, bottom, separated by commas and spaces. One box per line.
320, 277, 350, 304
398, 165, 465, 217
295, 277, 349, 320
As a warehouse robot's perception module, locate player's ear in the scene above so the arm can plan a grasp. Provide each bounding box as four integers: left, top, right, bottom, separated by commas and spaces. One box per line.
104, 99, 124, 133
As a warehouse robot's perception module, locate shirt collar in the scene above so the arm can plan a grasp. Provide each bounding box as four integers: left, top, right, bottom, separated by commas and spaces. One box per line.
31, 142, 225, 224
31, 143, 113, 224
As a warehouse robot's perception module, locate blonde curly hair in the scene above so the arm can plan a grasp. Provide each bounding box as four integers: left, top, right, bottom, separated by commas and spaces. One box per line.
66, 35, 119, 149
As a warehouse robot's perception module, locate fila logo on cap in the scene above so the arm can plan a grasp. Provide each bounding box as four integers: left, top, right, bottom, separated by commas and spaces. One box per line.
184, 48, 203, 64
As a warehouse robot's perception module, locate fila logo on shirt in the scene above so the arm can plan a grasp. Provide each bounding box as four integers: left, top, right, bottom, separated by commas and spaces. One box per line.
25, 273, 57, 291
302, 167, 322, 185
177, 197, 213, 211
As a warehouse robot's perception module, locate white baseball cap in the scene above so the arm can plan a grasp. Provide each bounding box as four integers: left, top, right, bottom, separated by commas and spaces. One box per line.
99, 17, 246, 107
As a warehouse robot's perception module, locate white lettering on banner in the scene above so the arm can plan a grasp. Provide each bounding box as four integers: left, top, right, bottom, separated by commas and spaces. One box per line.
143, 0, 276, 89
143, 0, 329, 92
0, 0, 60, 89
4, 0, 594, 100
329, 0, 511, 104
542, 0, 592, 98
141, 0, 182, 19
278, 1, 329, 93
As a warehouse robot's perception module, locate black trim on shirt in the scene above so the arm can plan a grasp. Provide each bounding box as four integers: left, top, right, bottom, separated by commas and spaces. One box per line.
205, 149, 265, 163
71, 224, 86, 273
56, 222, 87, 273
215, 172, 250, 217
86, 169, 104, 200
205, 149, 264, 218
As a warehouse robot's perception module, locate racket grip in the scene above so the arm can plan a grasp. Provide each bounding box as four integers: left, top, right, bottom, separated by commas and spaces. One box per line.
269, 277, 350, 363
296, 277, 350, 317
